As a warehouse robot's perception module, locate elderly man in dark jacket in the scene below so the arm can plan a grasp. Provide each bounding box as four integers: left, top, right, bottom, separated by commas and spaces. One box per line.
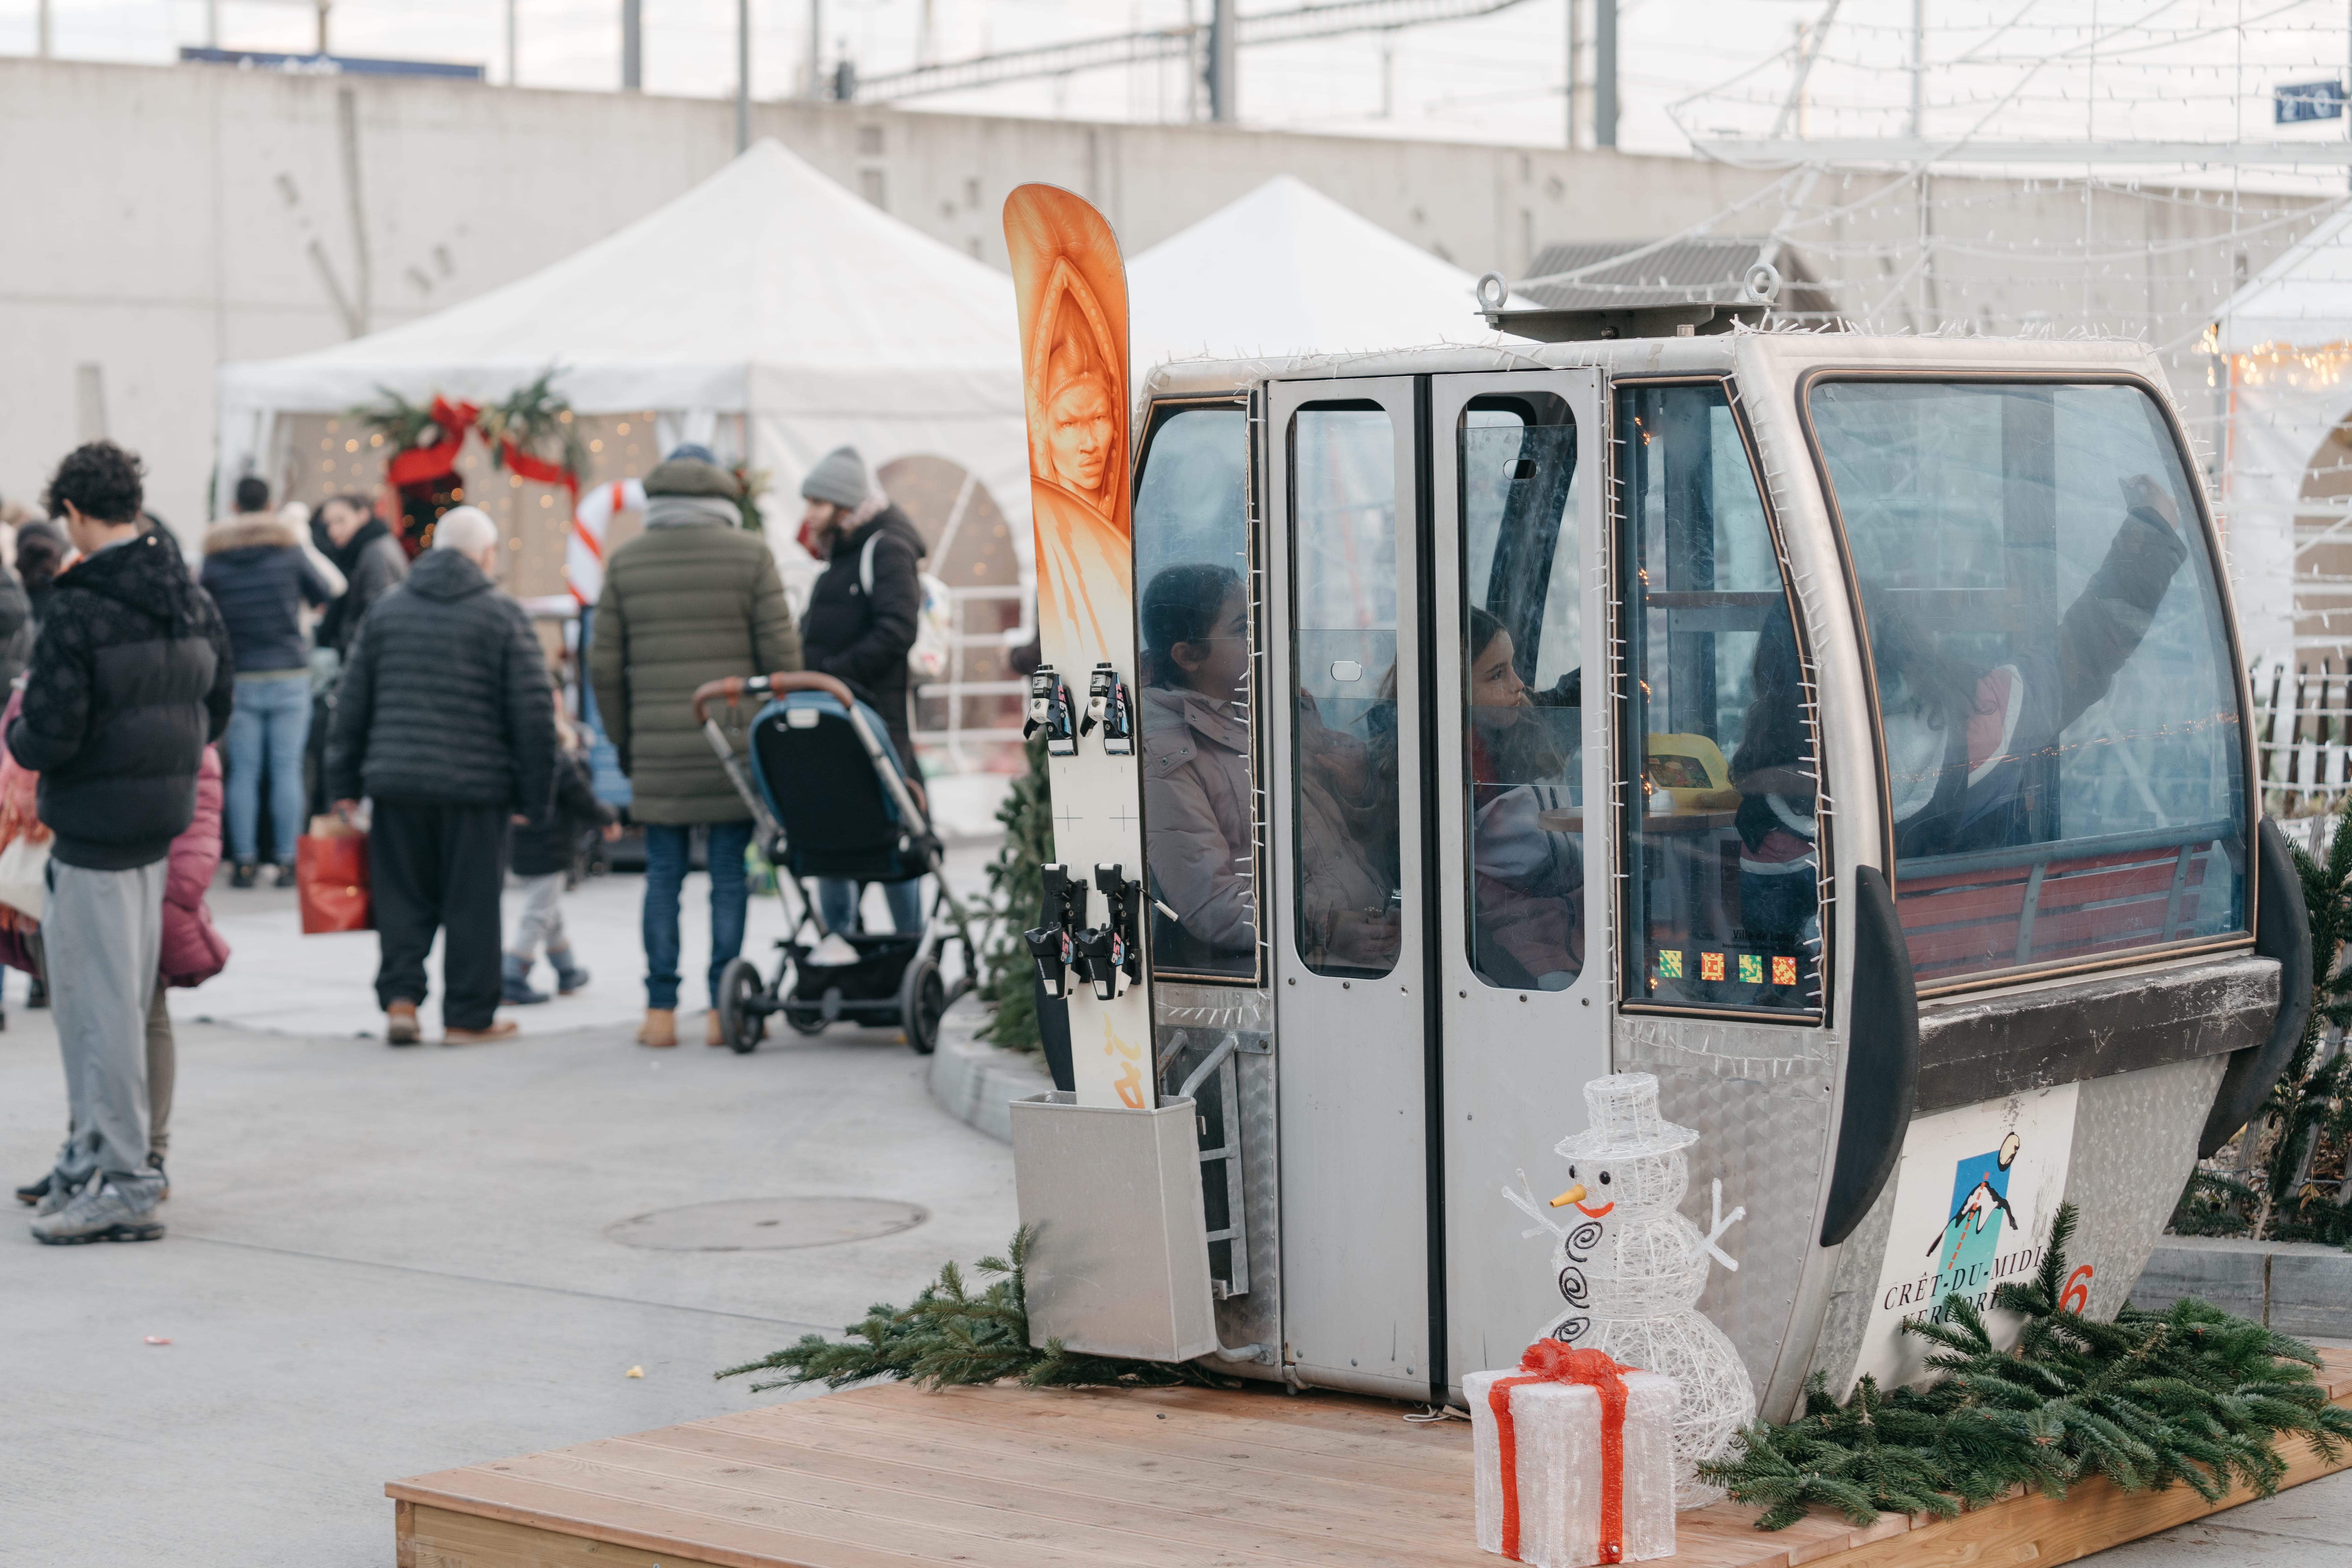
588, 444, 798, 1048
797, 445, 927, 935
11, 441, 234, 1245
329, 506, 555, 1046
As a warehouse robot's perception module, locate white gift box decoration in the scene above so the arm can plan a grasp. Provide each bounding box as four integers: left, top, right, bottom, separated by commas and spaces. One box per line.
1466, 1344, 1678, 1567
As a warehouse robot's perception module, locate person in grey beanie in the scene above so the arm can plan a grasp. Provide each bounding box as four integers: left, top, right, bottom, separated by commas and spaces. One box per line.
796, 445, 928, 936
588, 444, 799, 1048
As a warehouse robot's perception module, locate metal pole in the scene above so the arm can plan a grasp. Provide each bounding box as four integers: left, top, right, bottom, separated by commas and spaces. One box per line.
206, 0, 219, 49
737, 0, 751, 149
1566, 0, 1582, 149
1594, 0, 1616, 148
36, 0, 50, 57
507, 0, 518, 86
315, 0, 329, 56
807, 0, 823, 98
1209, 0, 1237, 122
1910, 0, 1924, 139
622, 0, 642, 90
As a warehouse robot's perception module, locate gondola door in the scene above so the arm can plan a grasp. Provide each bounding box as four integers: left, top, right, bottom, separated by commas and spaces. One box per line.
1267, 377, 1432, 1400
1427, 370, 1613, 1396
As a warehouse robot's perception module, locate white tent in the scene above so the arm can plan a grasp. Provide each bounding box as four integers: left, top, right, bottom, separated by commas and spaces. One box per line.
214, 139, 1031, 579
1127, 175, 1514, 376
2213, 205, 2352, 665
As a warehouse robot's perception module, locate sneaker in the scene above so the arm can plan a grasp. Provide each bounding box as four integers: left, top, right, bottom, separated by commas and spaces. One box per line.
230, 862, 257, 890
31, 1174, 164, 1245
501, 954, 549, 1006
443, 1020, 519, 1045
26, 975, 46, 1009
270, 863, 298, 889
806, 933, 861, 967
547, 945, 590, 995
385, 1000, 421, 1046
14, 1170, 53, 1208
35, 1171, 88, 1218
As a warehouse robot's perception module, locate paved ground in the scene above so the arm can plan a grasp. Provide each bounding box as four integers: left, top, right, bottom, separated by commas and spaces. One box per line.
0, 863, 1016, 1567
2, 840, 2346, 1564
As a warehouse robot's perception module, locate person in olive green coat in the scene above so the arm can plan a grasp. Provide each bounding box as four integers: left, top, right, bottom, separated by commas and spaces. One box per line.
587, 445, 799, 1049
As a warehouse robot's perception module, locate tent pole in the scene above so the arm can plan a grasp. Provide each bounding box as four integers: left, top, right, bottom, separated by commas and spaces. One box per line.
736, 0, 751, 151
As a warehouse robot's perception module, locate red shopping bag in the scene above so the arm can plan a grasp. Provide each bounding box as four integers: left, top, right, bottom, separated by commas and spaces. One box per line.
297, 816, 371, 934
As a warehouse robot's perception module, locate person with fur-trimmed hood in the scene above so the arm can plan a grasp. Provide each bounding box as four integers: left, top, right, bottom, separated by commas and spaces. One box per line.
200, 477, 337, 886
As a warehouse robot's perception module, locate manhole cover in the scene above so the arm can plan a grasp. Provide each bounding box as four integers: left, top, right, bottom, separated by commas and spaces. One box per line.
605, 1196, 929, 1252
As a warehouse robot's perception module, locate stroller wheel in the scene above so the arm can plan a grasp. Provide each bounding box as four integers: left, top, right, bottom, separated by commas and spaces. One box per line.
717, 957, 765, 1054
782, 1005, 829, 1036
898, 954, 947, 1056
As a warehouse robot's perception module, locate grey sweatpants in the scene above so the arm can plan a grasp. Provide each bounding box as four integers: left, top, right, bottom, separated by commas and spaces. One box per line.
46, 859, 165, 1182
506, 871, 568, 961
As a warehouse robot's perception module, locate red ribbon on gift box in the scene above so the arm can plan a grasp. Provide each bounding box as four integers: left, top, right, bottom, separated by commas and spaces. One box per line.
1489, 1339, 1634, 1565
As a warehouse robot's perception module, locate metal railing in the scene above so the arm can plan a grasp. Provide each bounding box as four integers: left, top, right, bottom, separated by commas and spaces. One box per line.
913, 583, 1035, 774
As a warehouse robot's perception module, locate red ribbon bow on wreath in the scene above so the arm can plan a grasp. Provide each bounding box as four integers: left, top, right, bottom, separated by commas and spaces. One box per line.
1489, 1339, 1635, 1565
385, 396, 481, 489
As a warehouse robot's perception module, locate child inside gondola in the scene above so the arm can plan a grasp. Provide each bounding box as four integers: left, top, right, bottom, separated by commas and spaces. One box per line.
1139, 564, 1257, 976
1727, 474, 2190, 970
1462, 607, 1583, 989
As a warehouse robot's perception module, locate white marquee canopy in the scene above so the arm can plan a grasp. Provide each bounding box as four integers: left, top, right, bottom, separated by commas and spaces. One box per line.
214, 138, 1033, 578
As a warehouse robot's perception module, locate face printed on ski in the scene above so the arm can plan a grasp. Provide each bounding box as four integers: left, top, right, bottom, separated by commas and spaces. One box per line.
1046, 373, 1116, 495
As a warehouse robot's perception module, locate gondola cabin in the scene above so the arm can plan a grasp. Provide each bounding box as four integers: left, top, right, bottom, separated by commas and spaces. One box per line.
1008, 323, 2306, 1427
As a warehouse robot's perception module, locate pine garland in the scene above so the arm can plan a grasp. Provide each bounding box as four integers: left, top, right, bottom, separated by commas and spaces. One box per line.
975, 733, 1055, 1055
1701, 1205, 2352, 1530
349, 385, 448, 455
478, 366, 589, 485
715, 1226, 1233, 1393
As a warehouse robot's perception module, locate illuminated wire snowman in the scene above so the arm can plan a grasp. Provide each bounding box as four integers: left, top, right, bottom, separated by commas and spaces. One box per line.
1505, 1072, 1756, 1508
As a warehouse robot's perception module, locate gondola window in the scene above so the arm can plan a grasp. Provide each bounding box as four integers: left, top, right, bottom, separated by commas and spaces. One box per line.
1460, 394, 1584, 992
1808, 380, 2247, 987
1289, 404, 1403, 980
1617, 384, 1820, 1016
1134, 403, 1258, 983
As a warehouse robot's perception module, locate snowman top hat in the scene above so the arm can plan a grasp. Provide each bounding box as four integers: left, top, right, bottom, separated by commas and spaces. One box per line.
1554, 1071, 1700, 1159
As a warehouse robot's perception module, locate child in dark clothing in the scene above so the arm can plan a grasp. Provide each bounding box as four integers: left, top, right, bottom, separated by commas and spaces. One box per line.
504, 695, 619, 1004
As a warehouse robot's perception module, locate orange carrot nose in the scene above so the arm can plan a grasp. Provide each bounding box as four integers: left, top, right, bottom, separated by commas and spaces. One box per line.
1550, 1183, 1587, 1209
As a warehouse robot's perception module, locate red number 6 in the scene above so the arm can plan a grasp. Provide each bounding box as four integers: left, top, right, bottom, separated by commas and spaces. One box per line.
2060, 1264, 2094, 1315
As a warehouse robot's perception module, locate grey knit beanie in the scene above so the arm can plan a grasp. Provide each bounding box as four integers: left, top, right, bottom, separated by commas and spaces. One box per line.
800, 446, 870, 509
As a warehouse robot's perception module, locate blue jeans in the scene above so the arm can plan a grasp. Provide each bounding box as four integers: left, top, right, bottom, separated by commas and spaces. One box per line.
643, 822, 752, 1010
224, 672, 313, 865
816, 877, 924, 935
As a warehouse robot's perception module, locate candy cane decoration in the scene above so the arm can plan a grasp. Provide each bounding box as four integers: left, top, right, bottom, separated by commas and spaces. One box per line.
568, 478, 645, 606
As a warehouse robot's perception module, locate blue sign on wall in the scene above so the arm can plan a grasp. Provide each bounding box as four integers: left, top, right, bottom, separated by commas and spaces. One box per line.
179, 47, 484, 81
2277, 79, 2347, 124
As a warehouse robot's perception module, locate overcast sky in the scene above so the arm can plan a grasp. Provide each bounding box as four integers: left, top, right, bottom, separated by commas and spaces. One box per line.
9, 1, 2352, 161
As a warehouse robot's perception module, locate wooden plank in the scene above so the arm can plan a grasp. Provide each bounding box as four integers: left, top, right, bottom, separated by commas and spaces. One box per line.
404, 1501, 735, 1568
390, 1464, 920, 1568
697, 1402, 1479, 1547
606, 1426, 1481, 1568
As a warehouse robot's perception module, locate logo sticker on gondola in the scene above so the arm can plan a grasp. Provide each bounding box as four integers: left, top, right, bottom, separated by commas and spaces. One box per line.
1771, 955, 1798, 986
1848, 1083, 2081, 1392
1654, 949, 1683, 979
1736, 953, 1764, 984
1698, 951, 1725, 982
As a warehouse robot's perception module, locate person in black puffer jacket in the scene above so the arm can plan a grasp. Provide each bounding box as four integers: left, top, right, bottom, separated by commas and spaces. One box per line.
327, 506, 555, 1045
9, 441, 234, 1246
796, 445, 927, 936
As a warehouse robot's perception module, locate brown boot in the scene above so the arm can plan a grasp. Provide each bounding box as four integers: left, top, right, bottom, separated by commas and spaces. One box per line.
706, 1009, 726, 1047
637, 1008, 678, 1048
443, 1020, 519, 1045
385, 1000, 421, 1046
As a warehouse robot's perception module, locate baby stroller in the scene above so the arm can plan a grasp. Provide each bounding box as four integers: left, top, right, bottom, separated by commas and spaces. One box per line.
690, 671, 979, 1054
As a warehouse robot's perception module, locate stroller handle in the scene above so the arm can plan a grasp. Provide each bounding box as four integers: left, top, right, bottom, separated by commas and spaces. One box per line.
690, 670, 858, 725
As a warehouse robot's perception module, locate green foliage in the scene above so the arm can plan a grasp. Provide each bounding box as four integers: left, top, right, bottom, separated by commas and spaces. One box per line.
2171, 796, 2352, 1245
1702, 1204, 2352, 1529
348, 385, 447, 455
976, 733, 1054, 1055
715, 1226, 1233, 1394
478, 366, 590, 485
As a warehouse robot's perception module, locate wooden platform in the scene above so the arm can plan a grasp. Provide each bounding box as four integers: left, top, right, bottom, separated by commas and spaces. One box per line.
392, 1350, 2352, 1568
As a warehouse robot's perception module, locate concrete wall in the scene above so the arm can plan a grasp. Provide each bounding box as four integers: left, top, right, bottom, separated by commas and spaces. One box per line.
0, 56, 2319, 537
0, 56, 1778, 534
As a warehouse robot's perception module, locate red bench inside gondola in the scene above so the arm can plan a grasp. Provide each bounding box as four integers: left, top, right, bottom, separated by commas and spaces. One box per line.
1895, 825, 2238, 988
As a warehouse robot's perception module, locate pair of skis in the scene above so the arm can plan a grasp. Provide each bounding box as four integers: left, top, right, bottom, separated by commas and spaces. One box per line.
1004, 185, 1157, 1111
